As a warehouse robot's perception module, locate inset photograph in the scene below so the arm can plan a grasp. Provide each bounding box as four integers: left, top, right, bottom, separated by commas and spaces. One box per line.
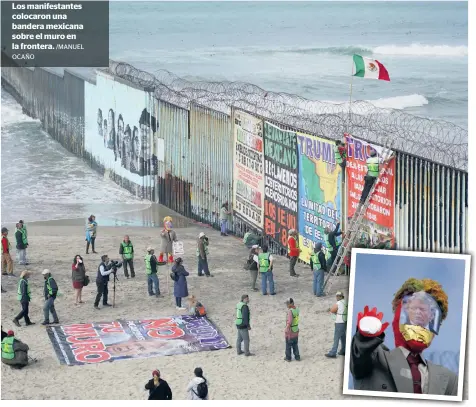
343, 249, 470, 401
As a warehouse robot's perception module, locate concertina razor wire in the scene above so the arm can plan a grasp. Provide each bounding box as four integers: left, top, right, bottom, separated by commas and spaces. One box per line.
108, 60, 468, 171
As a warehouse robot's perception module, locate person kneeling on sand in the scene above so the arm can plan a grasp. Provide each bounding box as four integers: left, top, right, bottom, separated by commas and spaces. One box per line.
187, 367, 209, 400
145, 369, 173, 400
187, 295, 206, 317
1, 330, 33, 369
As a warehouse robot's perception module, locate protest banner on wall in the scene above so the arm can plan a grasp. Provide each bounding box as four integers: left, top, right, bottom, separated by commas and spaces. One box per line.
47, 316, 230, 366
345, 134, 395, 245
263, 122, 299, 250
297, 132, 342, 263
232, 110, 265, 229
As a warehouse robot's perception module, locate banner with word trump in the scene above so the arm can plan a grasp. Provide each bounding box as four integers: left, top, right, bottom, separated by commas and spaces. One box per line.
232, 110, 265, 229
345, 134, 395, 245
47, 316, 230, 366
263, 122, 299, 250
297, 132, 342, 263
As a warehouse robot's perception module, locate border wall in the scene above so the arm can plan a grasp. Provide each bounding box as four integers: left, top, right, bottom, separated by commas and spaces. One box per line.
1, 59, 468, 256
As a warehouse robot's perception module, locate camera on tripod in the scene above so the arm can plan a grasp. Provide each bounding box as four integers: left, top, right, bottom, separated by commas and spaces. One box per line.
109, 260, 123, 272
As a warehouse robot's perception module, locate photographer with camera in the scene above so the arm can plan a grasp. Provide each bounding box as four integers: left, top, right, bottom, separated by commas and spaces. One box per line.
94, 255, 121, 309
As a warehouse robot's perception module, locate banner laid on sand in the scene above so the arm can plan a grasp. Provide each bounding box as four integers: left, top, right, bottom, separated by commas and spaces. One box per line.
47, 316, 230, 366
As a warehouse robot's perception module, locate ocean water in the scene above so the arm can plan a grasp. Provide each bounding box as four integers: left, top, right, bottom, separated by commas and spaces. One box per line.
0, 91, 150, 224
109, 1, 468, 127
1, 1, 468, 224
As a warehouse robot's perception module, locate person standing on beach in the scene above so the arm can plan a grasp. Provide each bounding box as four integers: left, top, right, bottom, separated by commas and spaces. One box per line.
1, 227, 14, 276
186, 367, 209, 400
41, 269, 59, 326
325, 291, 347, 358
158, 216, 177, 264
172, 257, 189, 310
247, 245, 259, 292
310, 243, 327, 297
219, 202, 231, 236
86, 215, 98, 254
284, 298, 301, 362
145, 369, 173, 400
119, 235, 135, 278
287, 229, 300, 277
15, 223, 28, 266
94, 255, 115, 309
254, 245, 275, 295
236, 294, 254, 356
197, 232, 213, 277
72, 255, 86, 305
13, 270, 34, 327
145, 247, 160, 297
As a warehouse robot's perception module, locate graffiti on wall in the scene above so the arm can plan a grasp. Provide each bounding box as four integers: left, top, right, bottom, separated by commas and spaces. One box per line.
263, 122, 298, 250
345, 134, 395, 246
297, 132, 342, 263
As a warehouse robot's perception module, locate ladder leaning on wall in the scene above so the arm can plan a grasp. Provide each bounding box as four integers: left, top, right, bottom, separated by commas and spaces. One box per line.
322, 148, 395, 295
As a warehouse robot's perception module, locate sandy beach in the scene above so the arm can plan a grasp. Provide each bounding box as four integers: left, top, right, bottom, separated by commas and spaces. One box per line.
1, 217, 351, 400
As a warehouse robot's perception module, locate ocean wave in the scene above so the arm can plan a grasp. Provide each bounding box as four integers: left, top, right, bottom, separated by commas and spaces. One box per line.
373, 44, 468, 57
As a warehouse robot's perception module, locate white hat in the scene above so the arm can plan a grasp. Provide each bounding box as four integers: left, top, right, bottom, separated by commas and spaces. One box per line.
251, 244, 259, 249
42, 269, 50, 275
146, 246, 154, 252
336, 291, 344, 297
199, 232, 205, 238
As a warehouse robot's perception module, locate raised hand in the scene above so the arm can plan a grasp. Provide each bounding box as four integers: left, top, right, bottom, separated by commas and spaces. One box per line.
357, 305, 389, 337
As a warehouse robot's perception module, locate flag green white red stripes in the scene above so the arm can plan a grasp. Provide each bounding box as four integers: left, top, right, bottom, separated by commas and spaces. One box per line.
353, 54, 390, 81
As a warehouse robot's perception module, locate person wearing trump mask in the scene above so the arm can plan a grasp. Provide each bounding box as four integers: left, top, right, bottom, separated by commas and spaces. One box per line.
350, 278, 458, 396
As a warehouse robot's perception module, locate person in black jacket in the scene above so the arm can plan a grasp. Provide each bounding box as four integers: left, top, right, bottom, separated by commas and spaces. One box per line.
310, 243, 327, 297
236, 294, 254, 356
94, 255, 115, 309
324, 222, 343, 267
14, 223, 28, 265
248, 245, 259, 292
41, 269, 59, 325
145, 369, 173, 400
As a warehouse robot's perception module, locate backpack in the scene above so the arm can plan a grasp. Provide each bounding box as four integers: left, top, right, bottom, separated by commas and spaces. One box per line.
195, 302, 206, 317
193, 380, 208, 399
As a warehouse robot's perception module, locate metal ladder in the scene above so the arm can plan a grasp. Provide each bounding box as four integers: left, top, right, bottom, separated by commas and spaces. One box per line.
322, 148, 395, 295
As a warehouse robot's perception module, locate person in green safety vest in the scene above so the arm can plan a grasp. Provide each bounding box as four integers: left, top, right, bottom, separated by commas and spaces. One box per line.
41, 269, 59, 326
144, 247, 160, 297
235, 294, 254, 356
254, 245, 276, 295
359, 149, 391, 206
324, 222, 343, 268
1, 330, 30, 369
310, 243, 327, 297
14, 222, 28, 266
325, 291, 348, 358
284, 298, 301, 362
119, 235, 135, 279
197, 232, 213, 277
13, 270, 34, 327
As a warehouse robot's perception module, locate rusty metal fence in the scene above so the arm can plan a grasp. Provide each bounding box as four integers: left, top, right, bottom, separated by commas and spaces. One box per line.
1, 63, 469, 254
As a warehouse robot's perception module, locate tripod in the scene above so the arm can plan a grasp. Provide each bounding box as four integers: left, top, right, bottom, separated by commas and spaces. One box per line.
112, 271, 119, 308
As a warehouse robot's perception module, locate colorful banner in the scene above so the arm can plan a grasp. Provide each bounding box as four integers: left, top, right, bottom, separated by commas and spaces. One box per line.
297, 133, 342, 263
232, 110, 265, 229
263, 122, 299, 250
345, 134, 395, 245
47, 316, 230, 366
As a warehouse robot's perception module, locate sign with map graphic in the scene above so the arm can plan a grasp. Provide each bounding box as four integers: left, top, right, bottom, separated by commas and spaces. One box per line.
345, 134, 395, 245
232, 110, 265, 229
297, 132, 342, 263
263, 122, 299, 250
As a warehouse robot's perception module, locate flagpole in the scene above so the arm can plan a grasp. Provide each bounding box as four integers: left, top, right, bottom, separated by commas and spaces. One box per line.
347, 58, 354, 132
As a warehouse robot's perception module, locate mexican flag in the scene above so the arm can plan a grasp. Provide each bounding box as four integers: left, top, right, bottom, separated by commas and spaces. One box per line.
353, 54, 390, 81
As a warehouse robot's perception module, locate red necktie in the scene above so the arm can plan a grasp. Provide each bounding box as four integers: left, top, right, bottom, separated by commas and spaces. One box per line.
407, 353, 423, 394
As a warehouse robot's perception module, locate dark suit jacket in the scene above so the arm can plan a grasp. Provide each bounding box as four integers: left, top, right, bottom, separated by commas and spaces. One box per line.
350, 331, 458, 396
